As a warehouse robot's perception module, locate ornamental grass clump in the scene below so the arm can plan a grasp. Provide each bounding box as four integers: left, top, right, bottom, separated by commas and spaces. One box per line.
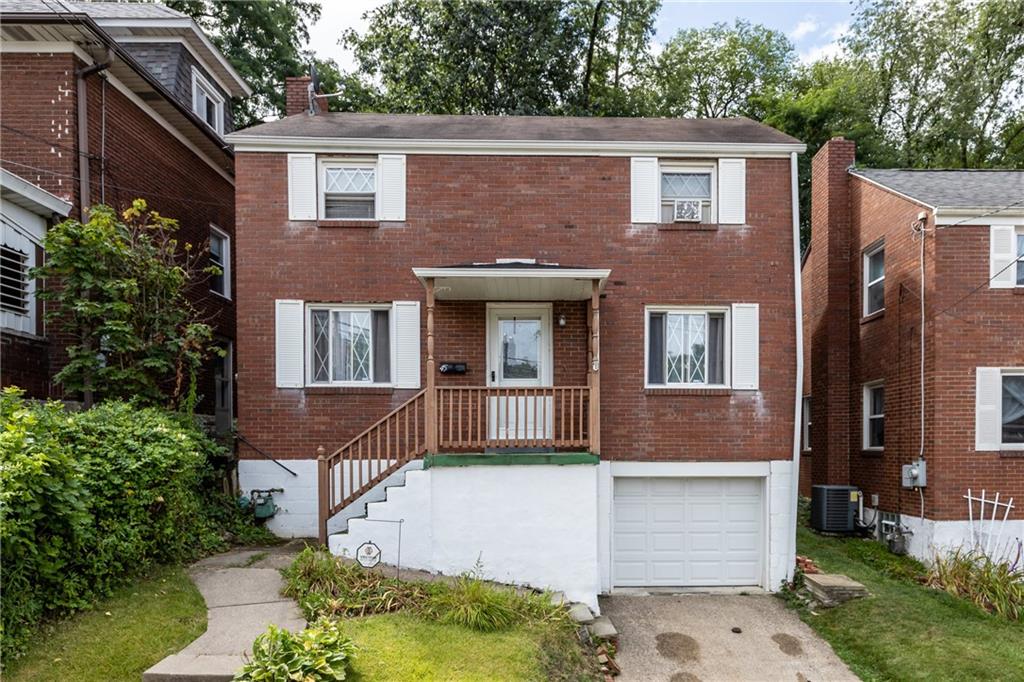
927, 548, 1024, 620
234, 618, 356, 682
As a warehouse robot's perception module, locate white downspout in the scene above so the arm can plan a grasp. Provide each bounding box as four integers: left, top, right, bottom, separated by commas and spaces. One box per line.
787, 151, 804, 584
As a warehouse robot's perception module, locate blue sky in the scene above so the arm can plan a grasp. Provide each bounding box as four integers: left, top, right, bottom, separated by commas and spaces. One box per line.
307, 1, 856, 72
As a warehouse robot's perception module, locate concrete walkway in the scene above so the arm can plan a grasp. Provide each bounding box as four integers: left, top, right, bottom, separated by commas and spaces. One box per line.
143, 540, 310, 682
600, 593, 858, 682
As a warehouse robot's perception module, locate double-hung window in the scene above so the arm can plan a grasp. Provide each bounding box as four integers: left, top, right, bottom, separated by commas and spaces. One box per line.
647, 307, 728, 387
209, 226, 230, 299
319, 160, 376, 220
191, 68, 223, 135
308, 306, 391, 385
660, 164, 715, 223
1003, 371, 1024, 447
1016, 227, 1024, 287
863, 242, 885, 316
863, 382, 885, 449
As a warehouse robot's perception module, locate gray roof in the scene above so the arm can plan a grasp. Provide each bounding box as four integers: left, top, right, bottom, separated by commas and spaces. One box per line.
234, 112, 801, 145
851, 168, 1024, 209
0, 1, 186, 19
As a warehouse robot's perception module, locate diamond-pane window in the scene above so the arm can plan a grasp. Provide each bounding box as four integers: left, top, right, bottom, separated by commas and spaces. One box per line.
661, 170, 713, 223
308, 307, 390, 384
662, 172, 711, 199
322, 164, 376, 220
650, 310, 726, 387
325, 167, 375, 194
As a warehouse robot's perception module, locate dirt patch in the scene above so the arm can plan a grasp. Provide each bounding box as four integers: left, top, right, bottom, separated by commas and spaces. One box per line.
670, 673, 702, 682
656, 632, 700, 663
772, 633, 804, 657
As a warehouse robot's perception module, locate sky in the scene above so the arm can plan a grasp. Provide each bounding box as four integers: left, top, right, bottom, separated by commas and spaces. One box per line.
306, 1, 856, 74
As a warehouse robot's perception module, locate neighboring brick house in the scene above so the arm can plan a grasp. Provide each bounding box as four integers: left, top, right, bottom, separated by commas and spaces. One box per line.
226, 85, 807, 608
0, 1, 249, 422
802, 137, 1024, 562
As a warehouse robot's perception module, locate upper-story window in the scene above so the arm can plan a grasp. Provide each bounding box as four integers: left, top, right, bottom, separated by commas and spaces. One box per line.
863, 381, 885, 450
191, 68, 224, 135
319, 160, 376, 220
308, 305, 391, 385
660, 164, 715, 223
863, 241, 885, 316
209, 226, 230, 299
647, 307, 728, 387
1016, 226, 1024, 286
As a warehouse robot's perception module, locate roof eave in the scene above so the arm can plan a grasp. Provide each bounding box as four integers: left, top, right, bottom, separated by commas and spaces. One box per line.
1, 168, 73, 217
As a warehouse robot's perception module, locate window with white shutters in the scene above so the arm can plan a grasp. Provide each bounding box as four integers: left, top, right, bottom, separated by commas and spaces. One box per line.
320, 161, 376, 220
308, 306, 391, 385
989, 225, 1020, 289
647, 307, 728, 387
660, 164, 715, 224
978, 368, 1024, 450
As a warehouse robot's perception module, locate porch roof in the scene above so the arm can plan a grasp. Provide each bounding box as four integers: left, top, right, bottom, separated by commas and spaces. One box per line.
412, 262, 610, 301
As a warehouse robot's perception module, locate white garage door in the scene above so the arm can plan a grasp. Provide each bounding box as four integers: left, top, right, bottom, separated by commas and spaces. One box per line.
613, 477, 763, 587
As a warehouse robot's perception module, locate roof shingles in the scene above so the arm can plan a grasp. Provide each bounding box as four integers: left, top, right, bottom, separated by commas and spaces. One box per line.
851, 168, 1024, 210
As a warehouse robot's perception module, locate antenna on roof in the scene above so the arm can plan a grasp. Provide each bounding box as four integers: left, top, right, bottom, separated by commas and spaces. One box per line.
307, 63, 320, 115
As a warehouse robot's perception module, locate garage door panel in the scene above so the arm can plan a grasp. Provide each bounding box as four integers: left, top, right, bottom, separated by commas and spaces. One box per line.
613, 477, 763, 587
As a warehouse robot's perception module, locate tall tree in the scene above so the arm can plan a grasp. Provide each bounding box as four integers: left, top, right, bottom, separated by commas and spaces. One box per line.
166, 0, 341, 126
654, 20, 795, 119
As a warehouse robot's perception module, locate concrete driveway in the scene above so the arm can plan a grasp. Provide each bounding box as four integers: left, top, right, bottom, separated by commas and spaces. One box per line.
599, 593, 858, 682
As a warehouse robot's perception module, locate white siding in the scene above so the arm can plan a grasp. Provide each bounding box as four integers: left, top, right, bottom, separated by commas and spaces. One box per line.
377, 154, 406, 221
717, 158, 746, 225
392, 300, 421, 388
630, 157, 659, 223
275, 299, 305, 388
990, 225, 1017, 289
731, 303, 759, 390
287, 153, 316, 221
975, 367, 1002, 451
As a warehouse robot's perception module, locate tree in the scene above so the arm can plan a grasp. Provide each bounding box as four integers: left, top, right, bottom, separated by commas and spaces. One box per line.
31, 201, 216, 410
165, 0, 341, 126
654, 20, 795, 119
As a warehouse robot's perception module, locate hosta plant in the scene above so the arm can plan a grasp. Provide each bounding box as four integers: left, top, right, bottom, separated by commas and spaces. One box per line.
234, 618, 356, 681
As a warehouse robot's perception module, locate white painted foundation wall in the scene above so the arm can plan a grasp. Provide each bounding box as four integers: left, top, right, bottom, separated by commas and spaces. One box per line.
892, 514, 1024, 566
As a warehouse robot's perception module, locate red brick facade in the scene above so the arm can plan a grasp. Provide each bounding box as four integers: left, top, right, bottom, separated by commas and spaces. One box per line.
0, 51, 235, 412
234, 152, 799, 462
802, 138, 1023, 521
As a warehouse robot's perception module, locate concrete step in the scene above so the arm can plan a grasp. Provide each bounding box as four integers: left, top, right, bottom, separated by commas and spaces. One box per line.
588, 615, 618, 640
142, 653, 241, 681
548, 591, 567, 606
568, 602, 595, 624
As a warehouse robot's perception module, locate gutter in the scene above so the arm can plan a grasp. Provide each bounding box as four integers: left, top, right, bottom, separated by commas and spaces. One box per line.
2, 12, 234, 159
788, 151, 804, 584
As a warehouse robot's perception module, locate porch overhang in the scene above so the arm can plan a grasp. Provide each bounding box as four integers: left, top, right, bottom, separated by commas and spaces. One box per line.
412, 264, 611, 301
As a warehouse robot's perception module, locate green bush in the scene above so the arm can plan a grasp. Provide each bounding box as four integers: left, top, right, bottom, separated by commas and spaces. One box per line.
0, 388, 265, 661
234, 619, 357, 682
927, 548, 1024, 620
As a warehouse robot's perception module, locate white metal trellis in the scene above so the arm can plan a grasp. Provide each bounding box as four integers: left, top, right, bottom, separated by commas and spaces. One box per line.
964, 489, 1016, 559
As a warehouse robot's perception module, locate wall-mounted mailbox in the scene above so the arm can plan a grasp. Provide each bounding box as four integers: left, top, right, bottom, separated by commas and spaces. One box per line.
439, 362, 467, 375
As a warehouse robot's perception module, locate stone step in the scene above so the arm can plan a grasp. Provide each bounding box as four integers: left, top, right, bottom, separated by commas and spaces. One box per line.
804, 573, 869, 607
588, 615, 618, 640
568, 602, 595, 624
548, 591, 567, 606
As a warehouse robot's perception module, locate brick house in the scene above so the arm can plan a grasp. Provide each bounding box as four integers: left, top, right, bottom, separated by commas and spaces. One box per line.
0, 1, 249, 422
226, 83, 807, 608
802, 137, 1024, 562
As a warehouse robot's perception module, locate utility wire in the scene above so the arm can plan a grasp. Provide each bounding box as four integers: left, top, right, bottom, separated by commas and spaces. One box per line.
933, 198, 1024, 229
928, 256, 1020, 323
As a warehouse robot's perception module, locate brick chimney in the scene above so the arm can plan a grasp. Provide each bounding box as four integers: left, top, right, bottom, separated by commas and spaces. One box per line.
808, 137, 856, 487
285, 76, 312, 117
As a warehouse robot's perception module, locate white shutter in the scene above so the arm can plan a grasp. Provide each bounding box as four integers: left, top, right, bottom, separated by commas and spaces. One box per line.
287, 153, 316, 221
630, 157, 659, 223
275, 299, 305, 388
392, 301, 421, 388
975, 367, 1002, 451
718, 158, 746, 224
990, 225, 1017, 289
731, 303, 759, 390
377, 154, 406, 221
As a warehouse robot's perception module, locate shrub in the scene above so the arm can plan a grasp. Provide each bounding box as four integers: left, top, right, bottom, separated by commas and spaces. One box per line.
927, 549, 1024, 620
0, 388, 263, 661
235, 619, 357, 682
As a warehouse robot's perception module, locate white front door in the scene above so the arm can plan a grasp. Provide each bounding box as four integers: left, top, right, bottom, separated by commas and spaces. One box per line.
487, 304, 553, 441
613, 477, 763, 587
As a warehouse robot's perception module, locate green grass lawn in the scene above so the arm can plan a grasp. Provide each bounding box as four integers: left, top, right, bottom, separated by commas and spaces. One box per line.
4, 565, 206, 682
337, 612, 591, 681
794, 525, 1024, 681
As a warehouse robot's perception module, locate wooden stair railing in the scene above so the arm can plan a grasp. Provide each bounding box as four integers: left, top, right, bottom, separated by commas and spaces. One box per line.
317, 389, 426, 544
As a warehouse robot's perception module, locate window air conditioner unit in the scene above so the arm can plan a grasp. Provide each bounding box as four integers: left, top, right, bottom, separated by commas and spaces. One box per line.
673, 199, 702, 222
810, 485, 860, 533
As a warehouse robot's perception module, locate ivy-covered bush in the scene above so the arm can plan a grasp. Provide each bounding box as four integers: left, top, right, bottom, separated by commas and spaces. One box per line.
0, 388, 252, 661
235, 619, 357, 682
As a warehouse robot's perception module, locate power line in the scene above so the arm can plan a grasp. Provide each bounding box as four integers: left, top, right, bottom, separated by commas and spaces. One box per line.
928, 256, 1020, 323
934, 198, 1024, 230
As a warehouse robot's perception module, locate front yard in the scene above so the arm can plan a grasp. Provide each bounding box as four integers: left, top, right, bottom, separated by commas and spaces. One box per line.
793, 524, 1024, 681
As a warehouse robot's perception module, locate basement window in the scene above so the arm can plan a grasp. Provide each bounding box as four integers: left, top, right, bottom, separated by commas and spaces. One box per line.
319, 160, 376, 220
863, 241, 885, 316
863, 382, 885, 450
308, 305, 391, 385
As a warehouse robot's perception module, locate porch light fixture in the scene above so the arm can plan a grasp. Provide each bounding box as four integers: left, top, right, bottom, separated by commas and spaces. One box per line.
558, 314, 566, 327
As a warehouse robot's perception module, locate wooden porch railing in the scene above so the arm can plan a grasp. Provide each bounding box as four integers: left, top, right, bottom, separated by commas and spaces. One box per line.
317, 389, 427, 543
436, 386, 590, 450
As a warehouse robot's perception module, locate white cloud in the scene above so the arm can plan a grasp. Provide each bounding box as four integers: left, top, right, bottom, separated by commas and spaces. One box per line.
306, 0, 387, 73
789, 18, 819, 41
798, 21, 850, 64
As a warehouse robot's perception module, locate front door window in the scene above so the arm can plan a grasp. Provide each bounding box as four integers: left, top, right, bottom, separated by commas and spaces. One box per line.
500, 318, 541, 381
